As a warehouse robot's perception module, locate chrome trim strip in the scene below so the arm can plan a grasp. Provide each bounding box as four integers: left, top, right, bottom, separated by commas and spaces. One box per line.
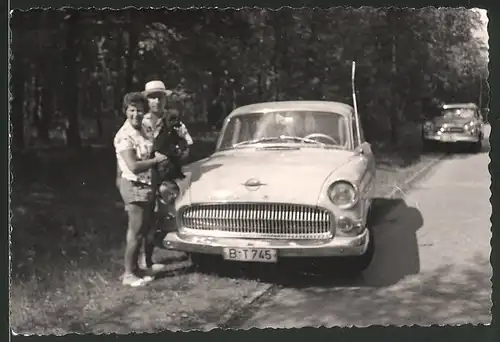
163, 228, 370, 257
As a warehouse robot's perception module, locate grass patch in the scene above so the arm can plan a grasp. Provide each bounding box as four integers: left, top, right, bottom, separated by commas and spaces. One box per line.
10, 261, 263, 334
10, 175, 265, 334
10, 127, 443, 334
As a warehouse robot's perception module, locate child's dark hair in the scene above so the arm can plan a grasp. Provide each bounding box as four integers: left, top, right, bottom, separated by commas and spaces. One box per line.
122, 92, 148, 114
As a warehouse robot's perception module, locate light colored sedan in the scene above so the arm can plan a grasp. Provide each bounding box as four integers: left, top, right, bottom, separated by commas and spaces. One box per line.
422, 103, 484, 152
163, 100, 378, 274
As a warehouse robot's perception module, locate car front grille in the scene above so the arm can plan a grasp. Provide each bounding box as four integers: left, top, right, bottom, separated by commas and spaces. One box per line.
179, 203, 334, 240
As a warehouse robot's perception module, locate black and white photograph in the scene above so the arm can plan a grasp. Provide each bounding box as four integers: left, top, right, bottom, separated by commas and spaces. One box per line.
9, 6, 491, 334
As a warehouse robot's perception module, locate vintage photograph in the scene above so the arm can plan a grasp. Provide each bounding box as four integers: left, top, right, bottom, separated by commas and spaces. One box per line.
9, 6, 491, 334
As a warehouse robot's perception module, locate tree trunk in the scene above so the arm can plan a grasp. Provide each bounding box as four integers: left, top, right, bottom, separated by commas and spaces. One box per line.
96, 114, 103, 138
125, 14, 139, 92
95, 37, 107, 138
308, 14, 321, 99
63, 11, 81, 148
281, 21, 290, 99
37, 11, 52, 144
39, 57, 53, 143
115, 31, 126, 115
11, 51, 25, 150
271, 28, 280, 101
31, 73, 42, 140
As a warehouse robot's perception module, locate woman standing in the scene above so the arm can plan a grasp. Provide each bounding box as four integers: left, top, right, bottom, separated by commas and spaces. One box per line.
114, 92, 168, 287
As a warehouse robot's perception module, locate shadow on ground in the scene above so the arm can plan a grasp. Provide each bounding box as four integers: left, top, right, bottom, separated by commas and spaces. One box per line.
190, 197, 423, 289
425, 141, 490, 156
230, 253, 492, 328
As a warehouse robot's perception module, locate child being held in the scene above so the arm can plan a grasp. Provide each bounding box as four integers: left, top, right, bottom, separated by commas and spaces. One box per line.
152, 112, 193, 207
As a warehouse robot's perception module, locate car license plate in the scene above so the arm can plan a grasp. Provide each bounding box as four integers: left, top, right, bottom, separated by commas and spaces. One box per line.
222, 248, 278, 263
440, 134, 452, 142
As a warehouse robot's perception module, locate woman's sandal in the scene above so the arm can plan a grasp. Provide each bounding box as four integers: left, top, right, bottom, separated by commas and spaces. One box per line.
121, 273, 154, 287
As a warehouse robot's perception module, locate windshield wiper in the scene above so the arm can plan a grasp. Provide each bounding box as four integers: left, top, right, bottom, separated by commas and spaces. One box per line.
277, 135, 326, 147
232, 137, 284, 147
233, 135, 327, 148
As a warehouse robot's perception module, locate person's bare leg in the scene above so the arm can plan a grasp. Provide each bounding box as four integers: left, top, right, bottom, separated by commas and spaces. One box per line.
138, 198, 168, 273
143, 208, 157, 269
123, 203, 153, 286
124, 204, 144, 274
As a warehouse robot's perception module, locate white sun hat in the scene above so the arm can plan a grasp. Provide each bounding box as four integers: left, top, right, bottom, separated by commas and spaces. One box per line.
143, 80, 173, 96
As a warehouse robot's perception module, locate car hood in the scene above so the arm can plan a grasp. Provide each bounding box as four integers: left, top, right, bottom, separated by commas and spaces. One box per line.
182, 148, 358, 205
431, 116, 473, 127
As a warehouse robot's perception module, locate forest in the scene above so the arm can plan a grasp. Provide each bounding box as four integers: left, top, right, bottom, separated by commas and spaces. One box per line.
10, 7, 489, 153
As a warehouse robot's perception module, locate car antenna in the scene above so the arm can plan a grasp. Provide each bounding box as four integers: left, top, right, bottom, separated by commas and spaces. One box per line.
352, 61, 362, 148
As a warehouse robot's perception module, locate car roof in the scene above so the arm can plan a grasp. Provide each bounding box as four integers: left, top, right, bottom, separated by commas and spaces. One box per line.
228, 101, 354, 119
442, 103, 478, 110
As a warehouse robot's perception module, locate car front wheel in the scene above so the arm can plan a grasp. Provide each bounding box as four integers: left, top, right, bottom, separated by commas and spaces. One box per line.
312, 227, 375, 277
338, 228, 375, 275
471, 134, 483, 153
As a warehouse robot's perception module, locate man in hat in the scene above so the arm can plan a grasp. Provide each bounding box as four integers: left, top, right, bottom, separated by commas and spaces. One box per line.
141, 79, 193, 174
139, 79, 193, 273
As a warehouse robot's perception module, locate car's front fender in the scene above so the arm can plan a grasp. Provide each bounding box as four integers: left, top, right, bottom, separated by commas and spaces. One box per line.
317, 153, 375, 224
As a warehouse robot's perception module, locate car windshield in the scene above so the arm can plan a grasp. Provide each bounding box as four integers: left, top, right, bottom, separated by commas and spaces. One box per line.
442, 108, 476, 119
218, 110, 350, 150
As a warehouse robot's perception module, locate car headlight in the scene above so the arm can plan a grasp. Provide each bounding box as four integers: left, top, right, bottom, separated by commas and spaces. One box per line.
327, 181, 358, 209
464, 122, 477, 133
423, 122, 434, 132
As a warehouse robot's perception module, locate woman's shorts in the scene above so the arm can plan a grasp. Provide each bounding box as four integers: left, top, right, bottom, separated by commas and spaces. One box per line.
119, 177, 155, 210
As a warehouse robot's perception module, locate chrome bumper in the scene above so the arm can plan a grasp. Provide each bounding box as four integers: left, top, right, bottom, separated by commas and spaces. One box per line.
424, 133, 478, 142
163, 228, 370, 258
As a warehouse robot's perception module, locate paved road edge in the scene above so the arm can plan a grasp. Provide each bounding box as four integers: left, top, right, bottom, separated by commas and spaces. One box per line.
387, 153, 448, 199
214, 152, 448, 330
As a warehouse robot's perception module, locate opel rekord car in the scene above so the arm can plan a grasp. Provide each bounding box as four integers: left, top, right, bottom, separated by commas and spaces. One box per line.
422, 103, 484, 152
163, 99, 378, 274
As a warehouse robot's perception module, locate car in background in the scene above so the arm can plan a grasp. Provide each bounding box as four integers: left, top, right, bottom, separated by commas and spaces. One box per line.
421, 103, 484, 152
